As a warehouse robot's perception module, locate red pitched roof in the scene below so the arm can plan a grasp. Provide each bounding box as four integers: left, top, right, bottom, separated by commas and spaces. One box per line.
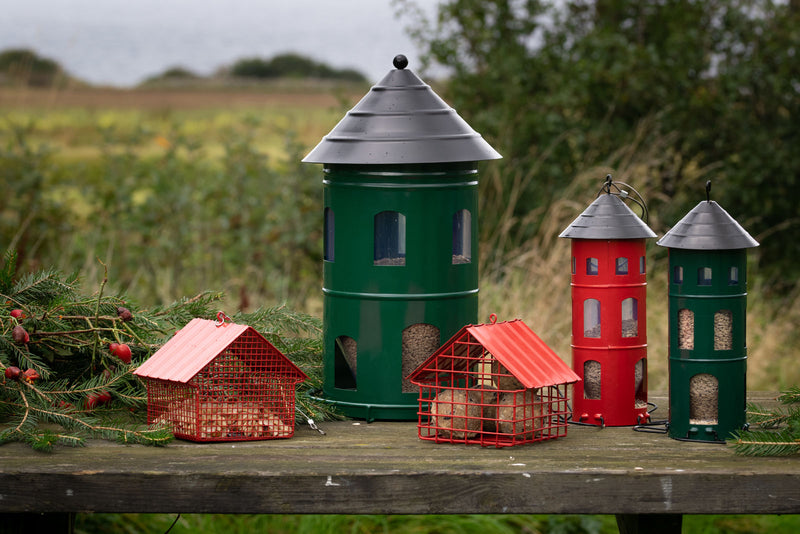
408, 319, 579, 389
133, 318, 306, 384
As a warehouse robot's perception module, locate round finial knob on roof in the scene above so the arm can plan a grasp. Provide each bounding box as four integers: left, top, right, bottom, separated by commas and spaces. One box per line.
393, 54, 408, 70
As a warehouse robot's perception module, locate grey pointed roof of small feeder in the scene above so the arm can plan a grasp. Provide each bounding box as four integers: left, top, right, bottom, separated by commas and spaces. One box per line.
302, 55, 501, 165
656, 200, 759, 250
558, 193, 657, 240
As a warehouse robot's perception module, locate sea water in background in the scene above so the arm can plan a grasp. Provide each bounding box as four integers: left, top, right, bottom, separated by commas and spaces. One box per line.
0, 0, 443, 87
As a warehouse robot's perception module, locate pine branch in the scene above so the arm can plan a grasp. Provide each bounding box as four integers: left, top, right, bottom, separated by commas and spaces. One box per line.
729, 429, 800, 457
779, 386, 800, 406
745, 402, 790, 429
729, 389, 800, 456
1, 263, 337, 449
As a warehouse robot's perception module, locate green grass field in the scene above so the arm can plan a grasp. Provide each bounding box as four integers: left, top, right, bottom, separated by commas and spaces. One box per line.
3, 85, 800, 533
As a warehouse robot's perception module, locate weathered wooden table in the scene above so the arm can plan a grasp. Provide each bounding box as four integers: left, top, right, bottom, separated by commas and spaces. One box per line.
1, 393, 797, 533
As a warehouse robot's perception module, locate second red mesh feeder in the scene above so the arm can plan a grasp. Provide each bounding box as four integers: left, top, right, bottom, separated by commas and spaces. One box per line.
407, 316, 580, 448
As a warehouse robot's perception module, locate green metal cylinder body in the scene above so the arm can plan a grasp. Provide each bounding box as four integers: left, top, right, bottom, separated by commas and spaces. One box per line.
667, 248, 748, 441
321, 163, 480, 420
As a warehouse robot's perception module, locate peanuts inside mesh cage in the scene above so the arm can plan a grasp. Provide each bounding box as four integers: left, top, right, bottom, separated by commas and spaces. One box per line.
419, 384, 570, 446
146, 339, 297, 441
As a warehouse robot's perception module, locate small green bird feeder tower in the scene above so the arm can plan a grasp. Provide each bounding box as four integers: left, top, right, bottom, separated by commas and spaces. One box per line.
302, 55, 501, 420
657, 182, 759, 442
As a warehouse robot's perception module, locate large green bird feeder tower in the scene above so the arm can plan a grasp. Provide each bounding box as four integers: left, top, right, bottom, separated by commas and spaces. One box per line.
657, 182, 759, 442
302, 55, 501, 420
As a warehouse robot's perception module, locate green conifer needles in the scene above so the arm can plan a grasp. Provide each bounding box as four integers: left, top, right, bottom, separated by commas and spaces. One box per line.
0, 252, 335, 451
729, 387, 800, 457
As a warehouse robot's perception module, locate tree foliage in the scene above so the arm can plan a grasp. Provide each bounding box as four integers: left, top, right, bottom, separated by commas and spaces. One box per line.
230, 53, 367, 82
401, 0, 800, 288
730, 387, 800, 456
0, 48, 68, 87
0, 251, 335, 451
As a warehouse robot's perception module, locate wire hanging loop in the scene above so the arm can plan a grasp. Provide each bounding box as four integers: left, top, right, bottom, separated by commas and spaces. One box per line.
296, 405, 326, 435
215, 311, 232, 326
597, 174, 650, 223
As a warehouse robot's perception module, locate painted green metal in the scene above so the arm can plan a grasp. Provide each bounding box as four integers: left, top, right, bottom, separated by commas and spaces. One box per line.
666, 248, 749, 441
321, 163, 480, 420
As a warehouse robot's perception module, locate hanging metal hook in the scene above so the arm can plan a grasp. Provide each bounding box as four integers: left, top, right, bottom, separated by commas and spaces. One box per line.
215, 311, 232, 326
596, 174, 650, 223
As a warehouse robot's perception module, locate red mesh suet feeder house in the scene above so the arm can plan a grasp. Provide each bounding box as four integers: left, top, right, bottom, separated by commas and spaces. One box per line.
559, 177, 657, 427
134, 315, 307, 442
407, 316, 580, 447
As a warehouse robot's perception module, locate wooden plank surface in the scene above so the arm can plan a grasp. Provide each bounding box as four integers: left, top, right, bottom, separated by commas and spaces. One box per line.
0, 393, 797, 515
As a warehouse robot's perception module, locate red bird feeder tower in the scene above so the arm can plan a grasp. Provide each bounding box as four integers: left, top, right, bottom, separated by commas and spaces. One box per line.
559, 177, 656, 427
134, 315, 307, 442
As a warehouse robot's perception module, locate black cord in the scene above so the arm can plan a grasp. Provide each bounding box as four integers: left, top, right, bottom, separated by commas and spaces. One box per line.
164, 514, 181, 534
672, 436, 726, 445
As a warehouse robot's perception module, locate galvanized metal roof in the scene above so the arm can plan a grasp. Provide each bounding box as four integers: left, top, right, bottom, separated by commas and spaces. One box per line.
133, 318, 306, 384
657, 200, 759, 250
302, 55, 501, 165
409, 319, 579, 388
559, 193, 657, 240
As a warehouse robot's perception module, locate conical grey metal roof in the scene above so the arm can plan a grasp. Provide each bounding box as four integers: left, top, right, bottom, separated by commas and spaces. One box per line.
558, 193, 657, 240
302, 55, 501, 165
656, 200, 759, 250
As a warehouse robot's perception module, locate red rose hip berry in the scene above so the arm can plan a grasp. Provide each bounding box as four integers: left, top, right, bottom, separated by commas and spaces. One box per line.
4, 366, 21, 380
111, 343, 132, 364
11, 325, 29, 344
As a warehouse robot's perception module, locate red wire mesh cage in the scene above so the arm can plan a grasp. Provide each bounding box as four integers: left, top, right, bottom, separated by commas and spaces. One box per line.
134, 317, 306, 442
407, 318, 580, 448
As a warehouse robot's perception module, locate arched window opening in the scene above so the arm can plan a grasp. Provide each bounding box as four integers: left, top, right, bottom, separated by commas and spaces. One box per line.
714, 310, 733, 350
402, 324, 440, 393
374, 211, 406, 266
615, 257, 628, 275
689, 373, 719, 424
584, 299, 601, 338
635, 358, 646, 408
452, 209, 472, 264
584, 360, 601, 399
324, 207, 334, 262
678, 309, 694, 350
729, 266, 739, 285
621, 298, 638, 338
334, 336, 357, 390
673, 265, 684, 284
698, 267, 712, 286
586, 257, 599, 275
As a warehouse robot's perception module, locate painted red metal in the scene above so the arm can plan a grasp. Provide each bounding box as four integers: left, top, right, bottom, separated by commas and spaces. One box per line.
134, 318, 305, 383
408, 318, 579, 447
133, 318, 306, 442
568, 238, 650, 427
466, 320, 580, 388
409, 319, 578, 388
